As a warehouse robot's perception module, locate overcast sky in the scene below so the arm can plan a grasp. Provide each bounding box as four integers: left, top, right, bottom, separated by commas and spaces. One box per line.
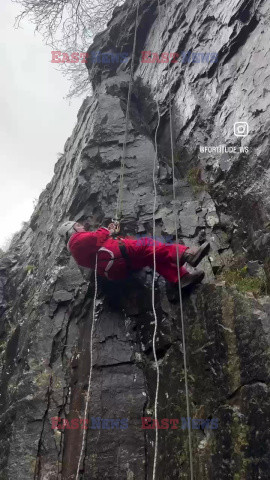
0, 1, 87, 250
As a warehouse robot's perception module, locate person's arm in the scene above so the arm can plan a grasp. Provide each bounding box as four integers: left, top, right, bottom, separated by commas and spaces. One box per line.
68, 228, 111, 251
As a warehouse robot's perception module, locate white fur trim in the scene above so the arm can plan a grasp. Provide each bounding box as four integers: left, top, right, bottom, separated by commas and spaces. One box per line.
98, 247, 114, 279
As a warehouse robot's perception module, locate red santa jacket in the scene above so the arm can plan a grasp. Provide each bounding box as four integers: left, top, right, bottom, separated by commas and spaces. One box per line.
67, 227, 188, 282
67, 227, 128, 279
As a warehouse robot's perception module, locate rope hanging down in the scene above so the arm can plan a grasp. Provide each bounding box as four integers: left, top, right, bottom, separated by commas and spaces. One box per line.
166, 0, 194, 476
115, 1, 140, 221
151, 74, 161, 480
75, 5, 140, 477
76, 254, 98, 480
151, 0, 194, 478
151, 0, 162, 478
169, 97, 194, 480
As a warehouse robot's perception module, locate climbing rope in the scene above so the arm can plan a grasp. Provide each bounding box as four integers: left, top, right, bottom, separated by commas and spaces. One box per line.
75, 4, 140, 477
169, 100, 194, 480
151, 0, 162, 478
75, 1, 193, 478
151, 79, 161, 480
76, 253, 98, 480
150, 0, 194, 478
166, 0, 194, 476
115, 0, 140, 221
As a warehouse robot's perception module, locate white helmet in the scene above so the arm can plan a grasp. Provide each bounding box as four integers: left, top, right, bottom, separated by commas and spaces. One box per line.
58, 221, 77, 240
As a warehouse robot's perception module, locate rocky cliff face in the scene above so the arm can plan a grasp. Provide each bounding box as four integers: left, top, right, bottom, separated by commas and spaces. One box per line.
1, 0, 270, 479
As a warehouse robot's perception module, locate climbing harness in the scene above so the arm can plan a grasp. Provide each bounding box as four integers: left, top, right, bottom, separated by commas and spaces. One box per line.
118, 240, 131, 269
98, 247, 115, 279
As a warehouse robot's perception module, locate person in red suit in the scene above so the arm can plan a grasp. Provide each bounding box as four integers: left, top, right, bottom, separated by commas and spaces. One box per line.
58, 221, 209, 288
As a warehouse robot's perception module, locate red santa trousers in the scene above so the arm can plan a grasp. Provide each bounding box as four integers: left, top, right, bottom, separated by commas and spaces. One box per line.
68, 229, 188, 283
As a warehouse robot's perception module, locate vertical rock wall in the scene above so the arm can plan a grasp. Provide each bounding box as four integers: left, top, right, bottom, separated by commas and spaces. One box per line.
0, 0, 270, 479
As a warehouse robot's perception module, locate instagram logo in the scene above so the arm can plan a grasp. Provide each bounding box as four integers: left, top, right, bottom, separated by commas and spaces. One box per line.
234, 122, 249, 137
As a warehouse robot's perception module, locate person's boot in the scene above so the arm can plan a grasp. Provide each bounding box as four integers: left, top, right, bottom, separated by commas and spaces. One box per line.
180, 270, 205, 288
181, 241, 210, 267
166, 270, 205, 302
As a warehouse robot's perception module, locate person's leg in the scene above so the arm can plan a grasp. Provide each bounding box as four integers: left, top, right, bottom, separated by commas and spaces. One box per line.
181, 241, 210, 267
156, 261, 188, 282
124, 239, 188, 272
138, 241, 206, 286
166, 268, 205, 300
169, 244, 189, 267
163, 243, 207, 286
124, 238, 205, 287
126, 240, 189, 281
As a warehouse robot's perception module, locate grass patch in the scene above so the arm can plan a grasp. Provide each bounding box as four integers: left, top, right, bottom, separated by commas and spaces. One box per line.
187, 167, 208, 193
219, 265, 267, 295
174, 151, 181, 164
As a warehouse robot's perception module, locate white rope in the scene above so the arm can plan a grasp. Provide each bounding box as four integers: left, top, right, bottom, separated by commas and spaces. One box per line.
151, 0, 162, 478
169, 102, 194, 480
75, 3, 140, 477
115, 0, 140, 220
150, 0, 194, 477
151, 96, 161, 480
165, 0, 194, 476
74, 4, 141, 476
75, 253, 98, 480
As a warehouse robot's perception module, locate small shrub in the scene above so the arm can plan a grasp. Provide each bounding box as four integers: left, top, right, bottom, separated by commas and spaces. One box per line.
25, 265, 35, 274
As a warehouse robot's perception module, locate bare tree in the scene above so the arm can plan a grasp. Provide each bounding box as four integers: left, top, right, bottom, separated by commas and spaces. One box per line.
13, 0, 124, 98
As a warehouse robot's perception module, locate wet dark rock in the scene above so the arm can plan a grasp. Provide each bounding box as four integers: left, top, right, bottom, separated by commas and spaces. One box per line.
0, 0, 270, 479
